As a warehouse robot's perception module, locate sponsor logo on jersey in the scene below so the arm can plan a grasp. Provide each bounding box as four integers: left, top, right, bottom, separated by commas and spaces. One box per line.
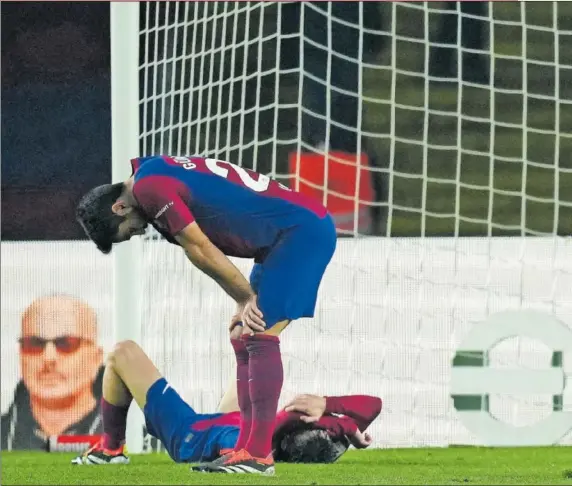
184, 432, 194, 443
155, 201, 174, 219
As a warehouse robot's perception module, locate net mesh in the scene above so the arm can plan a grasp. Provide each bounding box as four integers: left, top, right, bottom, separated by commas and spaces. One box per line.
136, 1, 572, 449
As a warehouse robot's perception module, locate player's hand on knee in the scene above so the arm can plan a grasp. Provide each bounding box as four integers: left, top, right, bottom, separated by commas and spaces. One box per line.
229, 312, 242, 331
241, 322, 255, 337
240, 295, 266, 333
284, 394, 326, 423
229, 318, 243, 340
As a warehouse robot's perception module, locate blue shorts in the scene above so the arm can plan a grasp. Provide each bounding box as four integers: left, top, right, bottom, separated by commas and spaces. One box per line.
250, 214, 337, 328
143, 378, 239, 463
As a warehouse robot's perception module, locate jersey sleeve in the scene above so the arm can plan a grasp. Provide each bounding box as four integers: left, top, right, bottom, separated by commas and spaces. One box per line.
313, 415, 358, 437
324, 395, 382, 432
132, 175, 195, 236
130, 157, 141, 174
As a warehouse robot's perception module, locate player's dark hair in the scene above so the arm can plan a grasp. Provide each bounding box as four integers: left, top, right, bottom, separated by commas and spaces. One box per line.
274, 429, 350, 464
76, 183, 125, 254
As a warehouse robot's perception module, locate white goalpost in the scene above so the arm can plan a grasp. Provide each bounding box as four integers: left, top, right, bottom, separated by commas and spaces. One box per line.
110, 2, 144, 454
111, 2, 572, 452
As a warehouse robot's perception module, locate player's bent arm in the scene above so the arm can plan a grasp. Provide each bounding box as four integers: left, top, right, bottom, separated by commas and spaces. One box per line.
175, 222, 254, 304
313, 415, 359, 438
325, 395, 382, 432
284, 393, 382, 431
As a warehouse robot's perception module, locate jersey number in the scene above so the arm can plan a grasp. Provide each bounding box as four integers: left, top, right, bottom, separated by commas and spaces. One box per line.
171, 156, 196, 170
205, 158, 271, 193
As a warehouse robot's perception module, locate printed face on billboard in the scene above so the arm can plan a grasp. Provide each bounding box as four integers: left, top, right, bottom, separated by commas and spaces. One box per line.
19, 295, 103, 404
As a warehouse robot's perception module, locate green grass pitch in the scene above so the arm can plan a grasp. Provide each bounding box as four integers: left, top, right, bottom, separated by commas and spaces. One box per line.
2, 447, 572, 485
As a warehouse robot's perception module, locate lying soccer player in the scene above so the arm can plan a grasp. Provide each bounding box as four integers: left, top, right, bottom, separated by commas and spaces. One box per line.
76, 155, 338, 474
72, 338, 382, 474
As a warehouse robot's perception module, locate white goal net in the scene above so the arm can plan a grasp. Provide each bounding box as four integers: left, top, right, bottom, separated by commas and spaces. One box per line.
117, 1, 572, 450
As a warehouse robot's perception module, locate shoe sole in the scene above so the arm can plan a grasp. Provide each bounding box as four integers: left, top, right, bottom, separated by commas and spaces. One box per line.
71, 455, 130, 465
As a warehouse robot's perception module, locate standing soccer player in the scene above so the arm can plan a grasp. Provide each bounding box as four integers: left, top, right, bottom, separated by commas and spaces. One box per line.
76, 155, 337, 475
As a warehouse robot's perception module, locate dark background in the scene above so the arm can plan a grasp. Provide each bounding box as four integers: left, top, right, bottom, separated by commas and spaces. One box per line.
2, 2, 111, 239
2, 2, 570, 240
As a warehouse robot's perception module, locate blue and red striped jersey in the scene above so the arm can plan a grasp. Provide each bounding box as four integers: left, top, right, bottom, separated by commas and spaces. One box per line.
131, 155, 329, 260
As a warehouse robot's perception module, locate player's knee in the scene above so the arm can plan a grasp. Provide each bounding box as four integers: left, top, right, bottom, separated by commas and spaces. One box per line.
109, 340, 141, 369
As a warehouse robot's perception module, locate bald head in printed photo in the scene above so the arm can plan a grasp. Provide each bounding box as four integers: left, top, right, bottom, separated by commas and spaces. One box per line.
20, 294, 102, 403
2, 294, 105, 450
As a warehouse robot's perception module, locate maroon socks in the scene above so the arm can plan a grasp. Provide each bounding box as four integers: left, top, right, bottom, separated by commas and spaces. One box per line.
230, 338, 252, 451
100, 399, 129, 450
243, 334, 283, 459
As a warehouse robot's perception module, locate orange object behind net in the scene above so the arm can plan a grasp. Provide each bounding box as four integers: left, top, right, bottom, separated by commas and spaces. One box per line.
289, 151, 373, 234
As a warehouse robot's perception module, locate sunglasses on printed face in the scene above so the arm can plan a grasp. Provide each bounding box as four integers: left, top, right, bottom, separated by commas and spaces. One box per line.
18, 336, 93, 355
